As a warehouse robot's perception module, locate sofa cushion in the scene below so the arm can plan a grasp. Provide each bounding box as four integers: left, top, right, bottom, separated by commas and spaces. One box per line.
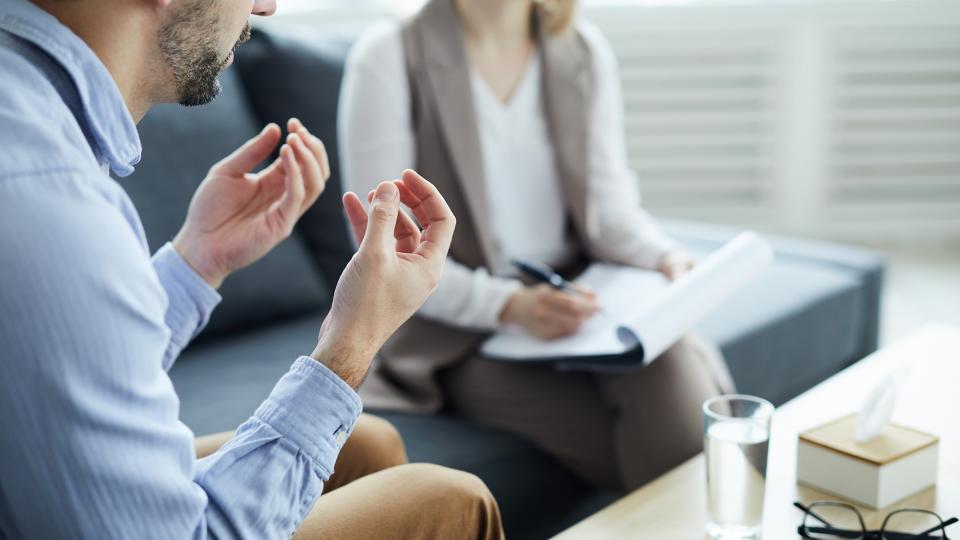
119, 69, 329, 339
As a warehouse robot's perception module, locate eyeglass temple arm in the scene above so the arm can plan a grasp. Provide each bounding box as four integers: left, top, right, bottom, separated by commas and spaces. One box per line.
903, 516, 958, 540
794, 501, 836, 529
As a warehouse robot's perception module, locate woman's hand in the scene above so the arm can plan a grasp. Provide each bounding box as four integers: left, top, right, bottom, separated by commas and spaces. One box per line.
172, 118, 329, 289
658, 250, 696, 281
499, 284, 600, 341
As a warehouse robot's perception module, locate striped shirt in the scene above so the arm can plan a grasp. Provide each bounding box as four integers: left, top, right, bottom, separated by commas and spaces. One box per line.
0, 1, 361, 538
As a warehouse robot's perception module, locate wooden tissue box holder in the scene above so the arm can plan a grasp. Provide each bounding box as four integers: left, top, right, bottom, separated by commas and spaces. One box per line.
796, 414, 939, 509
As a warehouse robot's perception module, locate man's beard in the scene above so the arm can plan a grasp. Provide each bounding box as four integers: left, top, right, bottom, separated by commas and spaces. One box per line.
158, 2, 251, 107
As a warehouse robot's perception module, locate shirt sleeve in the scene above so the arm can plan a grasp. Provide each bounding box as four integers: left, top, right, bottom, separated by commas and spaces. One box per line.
0, 171, 361, 539
151, 242, 221, 371
339, 22, 523, 331
580, 23, 679, 270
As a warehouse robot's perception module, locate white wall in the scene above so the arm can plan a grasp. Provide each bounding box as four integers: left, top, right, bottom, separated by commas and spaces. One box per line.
262, 0, 960, 248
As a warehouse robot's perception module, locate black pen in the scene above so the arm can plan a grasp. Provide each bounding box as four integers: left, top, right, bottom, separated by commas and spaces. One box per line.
511, 258, 580, 295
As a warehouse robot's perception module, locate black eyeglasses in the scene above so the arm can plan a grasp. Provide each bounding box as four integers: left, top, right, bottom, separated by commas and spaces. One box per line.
795, 501, 958, 539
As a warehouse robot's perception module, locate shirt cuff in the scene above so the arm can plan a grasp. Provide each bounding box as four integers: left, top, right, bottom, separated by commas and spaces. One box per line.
152, 243, 221, 357
253, 357, 363, 479
474, 277, 524, 330
633, 241, 676, 270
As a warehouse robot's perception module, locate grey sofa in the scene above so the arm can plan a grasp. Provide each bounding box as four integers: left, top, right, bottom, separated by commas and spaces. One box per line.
119, 29, 885, 539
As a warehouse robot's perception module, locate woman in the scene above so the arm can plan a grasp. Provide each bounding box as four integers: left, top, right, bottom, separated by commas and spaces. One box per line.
339, 0, 735, 491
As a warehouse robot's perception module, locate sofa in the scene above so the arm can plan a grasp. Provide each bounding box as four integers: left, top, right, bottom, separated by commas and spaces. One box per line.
118, 29, 885, 539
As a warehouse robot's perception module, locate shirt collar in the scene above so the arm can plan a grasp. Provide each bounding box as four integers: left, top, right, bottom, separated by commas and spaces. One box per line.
0, 0, 142, 177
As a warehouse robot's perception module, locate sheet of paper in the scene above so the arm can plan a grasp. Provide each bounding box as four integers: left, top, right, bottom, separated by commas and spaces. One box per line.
616, 231, 775, 361
479, 231, 774, 365
480, 266, 668, 360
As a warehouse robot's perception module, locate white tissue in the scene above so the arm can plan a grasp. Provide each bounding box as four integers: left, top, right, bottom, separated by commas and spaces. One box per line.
855, 368, 909, 443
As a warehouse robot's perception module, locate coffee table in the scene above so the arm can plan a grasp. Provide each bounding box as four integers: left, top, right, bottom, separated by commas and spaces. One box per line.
555, 324, 960, 539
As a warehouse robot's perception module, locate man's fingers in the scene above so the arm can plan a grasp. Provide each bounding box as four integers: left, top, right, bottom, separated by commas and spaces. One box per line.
300, 127, 331, 181
287, 133, 324, 214
252, 156, 286, 204
215, 123, 281, 175
400, 170, 455, 263
268, 144, 305, 233
342, 192, 368, 246
364, 185, 419, 252
359, 181, 400, 253
395, 209, 421, 253
288, 118, 330, 181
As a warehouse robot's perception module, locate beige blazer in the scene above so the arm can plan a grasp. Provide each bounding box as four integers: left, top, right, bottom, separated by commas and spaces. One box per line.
359, 0, 601, 412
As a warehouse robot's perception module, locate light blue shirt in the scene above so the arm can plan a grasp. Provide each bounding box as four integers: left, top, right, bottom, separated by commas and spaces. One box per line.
0, 1, 362, 538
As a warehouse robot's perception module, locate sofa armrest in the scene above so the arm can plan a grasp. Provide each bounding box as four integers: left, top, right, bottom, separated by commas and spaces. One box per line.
660, 218, 885, 361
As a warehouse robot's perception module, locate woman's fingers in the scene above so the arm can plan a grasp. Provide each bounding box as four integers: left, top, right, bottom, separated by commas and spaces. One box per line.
543, 290, 599, 319
569, 282, 598, 301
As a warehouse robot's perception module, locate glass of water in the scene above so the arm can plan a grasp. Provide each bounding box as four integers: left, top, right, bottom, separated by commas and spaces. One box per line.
703, 394, 774, 539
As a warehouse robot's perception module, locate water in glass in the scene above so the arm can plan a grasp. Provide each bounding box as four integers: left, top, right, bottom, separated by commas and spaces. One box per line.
703, 395, 773, 539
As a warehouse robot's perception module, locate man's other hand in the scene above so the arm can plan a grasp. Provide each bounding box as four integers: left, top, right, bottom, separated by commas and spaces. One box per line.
310, 170, 456, 389
172, 118, 329, 289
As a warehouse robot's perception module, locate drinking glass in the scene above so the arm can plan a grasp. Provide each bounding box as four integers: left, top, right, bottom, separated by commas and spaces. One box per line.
703, 394, 774, 539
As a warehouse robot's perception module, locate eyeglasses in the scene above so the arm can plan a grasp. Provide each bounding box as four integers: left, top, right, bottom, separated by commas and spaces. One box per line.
795, 501, 958, 539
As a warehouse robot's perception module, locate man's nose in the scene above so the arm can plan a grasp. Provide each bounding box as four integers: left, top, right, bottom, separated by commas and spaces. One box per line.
252, 0, 277, 16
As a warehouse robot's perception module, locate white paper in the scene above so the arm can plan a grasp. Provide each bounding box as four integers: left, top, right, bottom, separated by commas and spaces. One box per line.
481, 266, 668, 360
617, 231, 775, 362
480, 231, 774, 365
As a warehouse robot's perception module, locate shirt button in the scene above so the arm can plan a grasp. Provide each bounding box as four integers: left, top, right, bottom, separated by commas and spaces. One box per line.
334, 428, 348, 447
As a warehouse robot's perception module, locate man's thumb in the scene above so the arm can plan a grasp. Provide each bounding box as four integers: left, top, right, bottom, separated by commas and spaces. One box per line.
361, 181, 399, 250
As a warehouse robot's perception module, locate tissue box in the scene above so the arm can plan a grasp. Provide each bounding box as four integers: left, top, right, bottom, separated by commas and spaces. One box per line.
796, 414, 938, 508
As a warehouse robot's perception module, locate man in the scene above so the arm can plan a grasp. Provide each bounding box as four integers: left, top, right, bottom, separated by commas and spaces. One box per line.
0, 0, 504, 538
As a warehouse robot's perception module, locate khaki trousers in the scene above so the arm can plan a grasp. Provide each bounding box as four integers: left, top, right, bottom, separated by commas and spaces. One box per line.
438, 333, 735, 492
195, 414, 504, 540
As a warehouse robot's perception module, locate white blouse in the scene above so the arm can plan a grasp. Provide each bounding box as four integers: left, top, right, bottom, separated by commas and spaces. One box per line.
338, 20, 677, 331
470, 50, 577, 277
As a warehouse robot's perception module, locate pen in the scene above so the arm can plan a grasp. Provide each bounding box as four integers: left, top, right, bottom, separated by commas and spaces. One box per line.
511, 258, 579, 294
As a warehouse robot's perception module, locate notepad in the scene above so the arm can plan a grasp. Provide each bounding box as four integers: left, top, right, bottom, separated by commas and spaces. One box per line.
480, 232, 775, 370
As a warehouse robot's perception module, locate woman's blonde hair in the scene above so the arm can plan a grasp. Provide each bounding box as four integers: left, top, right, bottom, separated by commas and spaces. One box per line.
535, 0, 576, 36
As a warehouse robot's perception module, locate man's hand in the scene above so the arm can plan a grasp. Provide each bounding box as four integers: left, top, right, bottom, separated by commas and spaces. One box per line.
499, 284, 600, 341
658, 250, 696, 281
172, 118, 329, 289
310, 170, 456, 388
